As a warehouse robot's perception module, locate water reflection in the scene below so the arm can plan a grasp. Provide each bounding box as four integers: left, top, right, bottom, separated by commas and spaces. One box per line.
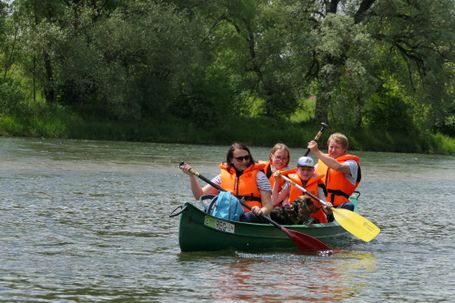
176, 251, 376, 302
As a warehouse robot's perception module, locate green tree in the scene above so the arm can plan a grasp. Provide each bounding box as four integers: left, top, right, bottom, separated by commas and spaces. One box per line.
2, 0, 455, 148
172, 0, 300, 118
284, 0, 455, 136
86, 1, 199, 119
0, 1, 28, 115
13, 0, 199, 119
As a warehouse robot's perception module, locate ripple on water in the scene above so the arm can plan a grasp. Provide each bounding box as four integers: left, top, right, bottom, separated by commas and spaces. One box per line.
1, 138, 455, 302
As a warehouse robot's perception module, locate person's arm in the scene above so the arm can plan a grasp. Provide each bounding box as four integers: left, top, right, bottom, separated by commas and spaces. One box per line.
258, 191, 273, 215
180, 162, 218, 199
252, 171, 273, 215
316, 185, 334, 213
271, 171, 290, 205
188, 174, 204, 199
308, 140, 351, 175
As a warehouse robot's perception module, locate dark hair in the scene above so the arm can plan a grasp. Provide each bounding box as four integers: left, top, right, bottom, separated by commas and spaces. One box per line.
226, 142, 255, 170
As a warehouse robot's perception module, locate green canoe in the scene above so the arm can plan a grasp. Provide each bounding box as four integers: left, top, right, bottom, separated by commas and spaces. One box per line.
172, 202, 356, 253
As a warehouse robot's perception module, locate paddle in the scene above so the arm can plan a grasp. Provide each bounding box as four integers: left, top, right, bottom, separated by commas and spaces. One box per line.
281, 175, 380, 242
179, 163, 332, 253
272, 122, 329, 183
304, 122, 329, 156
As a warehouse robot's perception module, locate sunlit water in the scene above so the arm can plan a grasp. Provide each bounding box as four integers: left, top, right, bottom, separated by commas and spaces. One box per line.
0, 137, 454, 302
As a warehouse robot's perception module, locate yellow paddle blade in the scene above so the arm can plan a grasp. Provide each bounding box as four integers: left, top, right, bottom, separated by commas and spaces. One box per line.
332, 208, 380, 242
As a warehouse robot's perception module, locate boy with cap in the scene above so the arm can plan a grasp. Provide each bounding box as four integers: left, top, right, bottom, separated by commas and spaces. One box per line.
271, 156, 328, 224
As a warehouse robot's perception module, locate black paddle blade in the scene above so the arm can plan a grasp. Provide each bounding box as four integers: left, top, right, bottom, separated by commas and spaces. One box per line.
282, 227, 332, 254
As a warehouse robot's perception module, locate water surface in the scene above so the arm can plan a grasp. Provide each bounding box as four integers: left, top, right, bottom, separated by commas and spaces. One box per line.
1, 137, 454, 302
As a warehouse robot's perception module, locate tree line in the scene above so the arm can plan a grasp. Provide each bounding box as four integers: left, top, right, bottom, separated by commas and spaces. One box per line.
1, 0, 455, 152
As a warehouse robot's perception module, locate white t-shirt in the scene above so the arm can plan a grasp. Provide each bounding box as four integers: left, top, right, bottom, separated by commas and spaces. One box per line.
344, 160, 359, 185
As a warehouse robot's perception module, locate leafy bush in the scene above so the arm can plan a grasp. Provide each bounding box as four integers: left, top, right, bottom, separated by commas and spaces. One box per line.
171, 68, 236, 128
363, 88, 415, 134
0, 78, 28, 116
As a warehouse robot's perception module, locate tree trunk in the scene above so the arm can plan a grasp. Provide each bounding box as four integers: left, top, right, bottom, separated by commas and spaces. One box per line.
43, 51, 55, 103
315, 83, 330, 123
354, 0, 376, 24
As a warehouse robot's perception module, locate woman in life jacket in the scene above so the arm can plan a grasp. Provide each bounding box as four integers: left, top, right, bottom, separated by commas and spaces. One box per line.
259, 143, 291, 199
180, 142, 273, 223
270, 156, 328, 224
307, 132, 361, 220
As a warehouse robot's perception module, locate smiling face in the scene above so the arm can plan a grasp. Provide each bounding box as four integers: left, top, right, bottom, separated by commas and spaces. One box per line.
270, 149, 289, 170
296, 166, 314, 181
327, 140, 347, 159
326, 133, 348, 159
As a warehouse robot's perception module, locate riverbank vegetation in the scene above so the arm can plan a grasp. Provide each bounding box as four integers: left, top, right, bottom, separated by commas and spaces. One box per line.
1, 0, 455, 154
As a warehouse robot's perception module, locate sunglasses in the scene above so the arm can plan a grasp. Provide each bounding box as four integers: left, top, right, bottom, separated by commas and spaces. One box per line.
234, 155, 250, 162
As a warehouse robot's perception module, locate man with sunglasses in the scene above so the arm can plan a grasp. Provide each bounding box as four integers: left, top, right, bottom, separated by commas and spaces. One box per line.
180, 142, 273, 222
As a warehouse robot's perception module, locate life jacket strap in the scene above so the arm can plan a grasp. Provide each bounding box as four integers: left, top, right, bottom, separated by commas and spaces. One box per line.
328, 189, 350, 203
237, 195, 262, 202
265, 165, 273, 179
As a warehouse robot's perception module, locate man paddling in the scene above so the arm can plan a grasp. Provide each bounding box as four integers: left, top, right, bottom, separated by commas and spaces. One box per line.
308, 133, 361, 219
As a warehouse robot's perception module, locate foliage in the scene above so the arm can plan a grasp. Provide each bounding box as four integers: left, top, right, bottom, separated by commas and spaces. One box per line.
429, 133, 455, 154
363, 76, 416, 133
0, 78, 28, 115
1, 0, 455, 154
170, 66, 236, 127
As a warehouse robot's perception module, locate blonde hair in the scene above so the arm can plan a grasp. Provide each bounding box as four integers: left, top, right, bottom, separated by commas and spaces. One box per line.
328, 133, 349, 150
269, 143, 290, 166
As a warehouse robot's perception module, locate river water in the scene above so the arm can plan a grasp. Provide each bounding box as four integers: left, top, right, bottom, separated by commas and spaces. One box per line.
0, 137, 454, 302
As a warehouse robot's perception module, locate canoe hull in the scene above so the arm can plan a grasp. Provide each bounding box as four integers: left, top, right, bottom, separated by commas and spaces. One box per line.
177, 202, 354, 252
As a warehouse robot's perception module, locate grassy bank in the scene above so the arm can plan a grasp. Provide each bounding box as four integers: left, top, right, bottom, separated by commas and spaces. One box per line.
1, 106, 455, 154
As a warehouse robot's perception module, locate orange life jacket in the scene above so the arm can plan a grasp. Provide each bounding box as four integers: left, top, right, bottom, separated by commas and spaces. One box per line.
259, 160, 286, 192
315, 154, 361, 207
271, 167, 297, 207
220, 163, 263, 212
287, 173, 328, 224
281, 167, 297, 176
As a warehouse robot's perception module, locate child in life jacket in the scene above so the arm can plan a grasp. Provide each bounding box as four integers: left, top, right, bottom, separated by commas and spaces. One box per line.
259, 143, 291, 193
271, 156, 328, 224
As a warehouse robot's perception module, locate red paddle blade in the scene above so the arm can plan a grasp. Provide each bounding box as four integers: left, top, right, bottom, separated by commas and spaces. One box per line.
282, 227, 332, 253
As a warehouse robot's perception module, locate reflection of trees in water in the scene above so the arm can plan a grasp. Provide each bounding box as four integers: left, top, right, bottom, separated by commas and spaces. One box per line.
211, 251, 376, 303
